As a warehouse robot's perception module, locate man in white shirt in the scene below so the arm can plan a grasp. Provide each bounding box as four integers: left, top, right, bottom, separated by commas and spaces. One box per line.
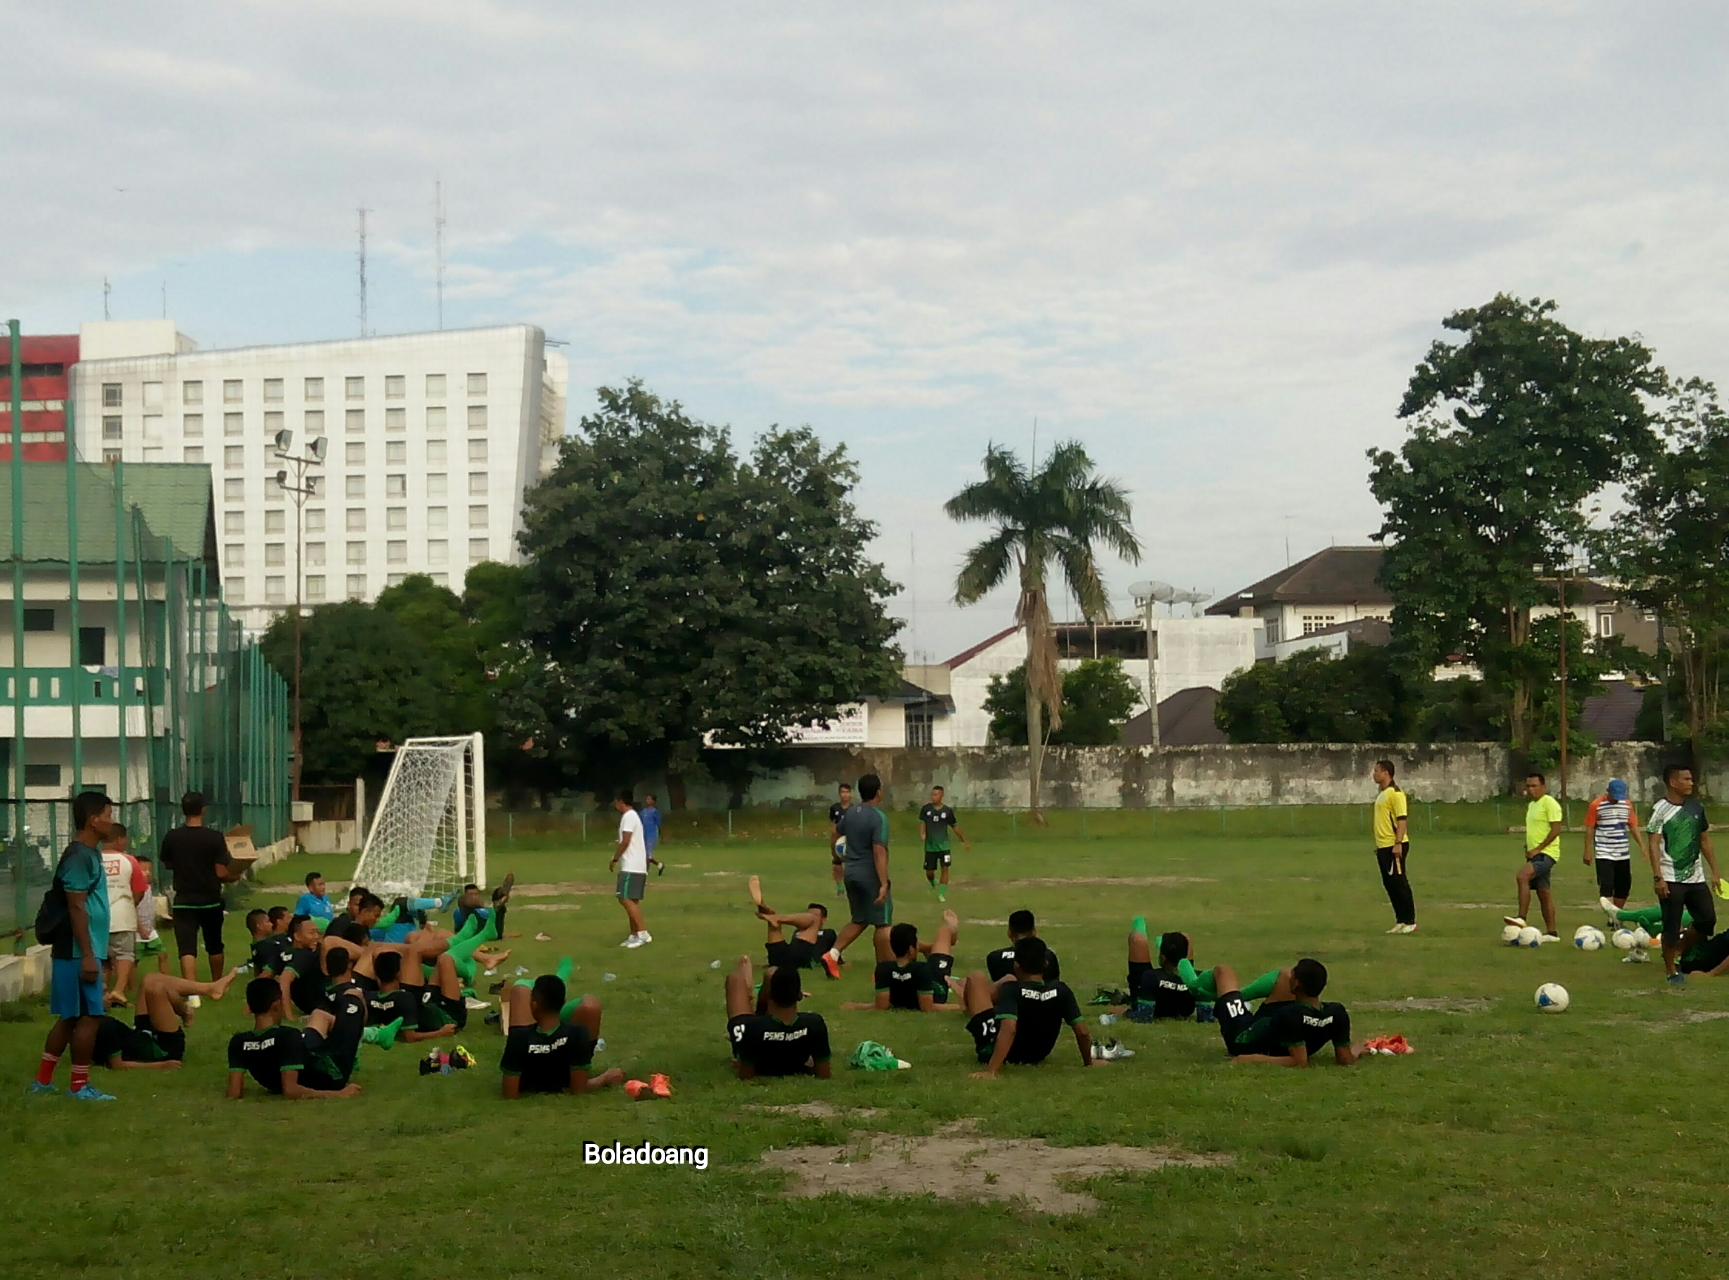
610, 789, 653, 949
101, 824, 144, 1007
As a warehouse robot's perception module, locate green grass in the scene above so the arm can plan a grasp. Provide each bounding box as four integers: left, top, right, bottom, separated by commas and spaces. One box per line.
4, 827, 1726, 1279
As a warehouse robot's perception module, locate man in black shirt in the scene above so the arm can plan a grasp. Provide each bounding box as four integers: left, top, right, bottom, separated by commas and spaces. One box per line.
499, 975, 624, 1098
962, 937, 1093, 1076
93, 969, 237, 1071
246, 910, 293, 976
160, 791, 241, 982
1124, 927, 1198, 1022
826, 782, 852, 900
267, 915, 336, 1015
985, 910, 1061, 984
725, 957, 833, 1079
918, 785, 970, 902
226, 978, 361, 1099
355, 936, 472, 1033
359, 952, 448, 1047
747, 875, 840, 978
844, 922, 965, 1013
1213, 958, 1365, 1067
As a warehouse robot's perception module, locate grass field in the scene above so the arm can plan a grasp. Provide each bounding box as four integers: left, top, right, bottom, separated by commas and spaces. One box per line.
4, 822, 1726, 1279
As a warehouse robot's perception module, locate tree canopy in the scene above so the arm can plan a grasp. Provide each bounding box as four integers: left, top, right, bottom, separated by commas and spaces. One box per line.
984, 659, 1141, 746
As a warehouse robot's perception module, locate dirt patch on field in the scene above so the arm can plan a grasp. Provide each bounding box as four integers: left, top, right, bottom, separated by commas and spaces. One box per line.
762, 1122, 1230, 1214
1434, 903, 1502, 910
512, 902, 583, 912
748, 1102, 886, 1120
991, 876, 1216, 890
1357, 996, 1494, 1013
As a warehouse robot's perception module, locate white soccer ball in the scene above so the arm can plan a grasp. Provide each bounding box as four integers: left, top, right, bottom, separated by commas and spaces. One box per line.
1632, 927, 1653, 948
1611, 928, 1637, 951
1573, 926, 1605, 951
1517, 926, 1543, 947
1535, 983, 1570, 1012
1501, 924, 1524, 945
835, 838, 846, 858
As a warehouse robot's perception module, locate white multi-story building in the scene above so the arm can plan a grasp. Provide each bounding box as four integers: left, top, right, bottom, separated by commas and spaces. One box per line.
70, 321, 567, 631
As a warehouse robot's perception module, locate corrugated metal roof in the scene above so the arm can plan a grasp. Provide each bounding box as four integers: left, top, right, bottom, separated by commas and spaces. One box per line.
0, 461, 216, 568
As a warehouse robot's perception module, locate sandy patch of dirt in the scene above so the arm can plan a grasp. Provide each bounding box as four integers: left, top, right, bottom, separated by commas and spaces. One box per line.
748, 1102, 886, 1120
1357, 996, 1494, 1013
762, 1121, 1230, 1214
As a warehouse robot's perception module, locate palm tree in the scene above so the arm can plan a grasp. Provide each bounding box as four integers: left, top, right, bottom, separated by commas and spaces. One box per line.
945, 441, 1140, 820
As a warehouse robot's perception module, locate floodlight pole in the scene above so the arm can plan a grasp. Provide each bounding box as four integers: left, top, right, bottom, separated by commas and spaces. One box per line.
274, 434, 324, 802
1143, 594, 1161, 749
8, 319, 26, 953
1557, 568, 1569, 805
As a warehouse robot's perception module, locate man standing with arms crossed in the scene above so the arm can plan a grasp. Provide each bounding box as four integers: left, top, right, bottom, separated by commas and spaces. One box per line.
919, 785, 971, 903
161, 791, 243, 981
1506, 772, 1563, 943
824, 773, 891, 976
1371, 760, 1415, 934
1645, 763, 1721, 986
827, 782, 852, 899
30, 791, 116, 1100
610, 789, 652, 949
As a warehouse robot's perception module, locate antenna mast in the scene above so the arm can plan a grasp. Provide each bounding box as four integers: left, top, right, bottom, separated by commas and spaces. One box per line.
435, 179, 446, 331
103, 277, 111, 321
357, 205, 371, 336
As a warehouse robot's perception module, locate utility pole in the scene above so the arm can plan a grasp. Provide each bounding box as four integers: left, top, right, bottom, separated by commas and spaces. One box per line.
357, 206, 371, 337
274, 429, 326, 801
103, 278, 111, 321
8, 319, 27, 953
435, 179, 446, 331
1557, 568, 1570, 804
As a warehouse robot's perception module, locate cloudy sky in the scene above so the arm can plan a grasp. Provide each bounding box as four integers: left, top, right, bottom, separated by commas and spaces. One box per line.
8, 3, 1728, 660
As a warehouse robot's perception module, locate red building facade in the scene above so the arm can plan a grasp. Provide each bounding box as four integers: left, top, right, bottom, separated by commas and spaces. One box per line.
0, 331, 79, 461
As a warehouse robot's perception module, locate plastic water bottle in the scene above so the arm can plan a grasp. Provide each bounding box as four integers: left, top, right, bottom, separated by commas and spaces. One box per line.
709, 960, 722, 969
1098, 1013, 1119, 1025
603, 972, 617, 982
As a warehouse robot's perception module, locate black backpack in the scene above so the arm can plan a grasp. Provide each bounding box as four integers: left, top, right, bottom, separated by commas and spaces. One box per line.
32, 848, 79, 949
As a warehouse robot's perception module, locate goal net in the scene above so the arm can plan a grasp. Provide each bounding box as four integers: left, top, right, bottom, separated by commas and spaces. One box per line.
352, 734, 486, 900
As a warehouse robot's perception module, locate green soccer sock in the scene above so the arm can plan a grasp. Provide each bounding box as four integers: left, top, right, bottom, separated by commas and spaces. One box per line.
362, 1018, 402, 1051
1132, 916, 1147, 937
1180, 961, 1216, 1002
558, 995, 587, 1023
1241, 969, 1281, 1002
378, 902, 402, 931
556, 957, 573, 984
1615, 904, 1663, 930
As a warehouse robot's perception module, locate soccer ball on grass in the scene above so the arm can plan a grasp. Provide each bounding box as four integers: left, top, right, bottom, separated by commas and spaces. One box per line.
1611, 928, 1637, 951
1535, 983, 1570, 1012
1501, 924, 1524, 945
1517, 926, 1543, 947
1573, 925, 1605, 951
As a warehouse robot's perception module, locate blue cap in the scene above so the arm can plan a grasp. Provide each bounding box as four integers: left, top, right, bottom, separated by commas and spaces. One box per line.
1607, 778, 1628, 801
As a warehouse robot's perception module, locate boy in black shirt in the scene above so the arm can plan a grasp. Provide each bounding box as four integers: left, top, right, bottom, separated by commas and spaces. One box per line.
844, 922, 965, 1012
827, 782, 852, 900
360, 952, 447, 1046
226, 977, 362, 1099
498, 974, 624, 1098
962, 937, 1093, 1076
1124, 928, 1198, 1022
918, 785, 970, 902
747, 875, 840, 978
724, 957, 833, 1079
1213, 958, 1365, 1067
94, 969, 237, 1070
246, 909, 293, 976
985, 910, 1061, 983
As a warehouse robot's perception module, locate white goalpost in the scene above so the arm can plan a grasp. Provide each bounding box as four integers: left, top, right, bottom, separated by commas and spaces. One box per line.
351, 733, 487, 899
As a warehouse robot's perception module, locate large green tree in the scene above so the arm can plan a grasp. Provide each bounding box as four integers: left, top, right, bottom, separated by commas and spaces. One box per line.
946, 442, 1140, 820
1368, 295, 1663, 762
505, 382, 900, 805
1214, 646, 1425, 744
984, 658, 1141, 746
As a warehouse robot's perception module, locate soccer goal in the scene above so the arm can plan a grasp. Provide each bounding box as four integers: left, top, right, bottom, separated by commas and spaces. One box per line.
351, 733, 486, 899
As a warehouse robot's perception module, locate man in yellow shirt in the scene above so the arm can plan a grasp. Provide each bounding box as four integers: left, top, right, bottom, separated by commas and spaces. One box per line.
1505, 772, 1564, 942
1370, 760, 1415, 933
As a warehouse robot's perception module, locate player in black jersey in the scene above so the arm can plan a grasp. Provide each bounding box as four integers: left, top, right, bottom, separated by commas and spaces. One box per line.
985, 910, 1061, 983
844, 921, 965, 1012
1123, 928, 1198, 1022
1212, 958, 1366, 1067
360, 951, 461, 1046
93, 969, 238, 1071
499, 974, 624, 1098
747, 875, 840, 978
245, 909, 293, 977
960, 937, 1093, 1076
827, 782, 853, 899
351, 935, 471, 1032
226, 977, 363, 1099
724, 957, 833, 1078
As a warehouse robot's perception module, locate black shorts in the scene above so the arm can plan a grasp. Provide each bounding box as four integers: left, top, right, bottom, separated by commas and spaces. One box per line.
1215, 991, 1257, 1057
1525, 853, 1555, 891
766, 938, 817, 970
173, 904, 225, 958
923, 848, 952, 872
928, 953, 954, 1003
844, 876, 892, 928
1662, 882, 1717, 948
421, 989, 467, 1032
727, 1013, 754, 1060
1595, 859, 1633, 901
1127, 959, 1153, 998
966, 1010, 999, 1062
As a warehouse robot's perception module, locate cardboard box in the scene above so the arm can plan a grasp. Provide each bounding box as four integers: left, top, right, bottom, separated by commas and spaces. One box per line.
225, 824, 260, 875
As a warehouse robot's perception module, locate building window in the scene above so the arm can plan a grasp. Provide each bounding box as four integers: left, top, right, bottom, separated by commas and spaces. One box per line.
906, 708, 935, 748
263, 409, 283, 434
102, 383, 122, 407
1264, 618, 1280, 645
142, 414, 164, 441
387, 507, 407, 532
385, 441, 407, 465
429, 572, 448, 587
1598, 614, 1614, 638
226, 542, 245, 567
427, 473, 447, 499
1300, 614, 1337, 636
265, 509, 286, 535
306, 508, 326, 534
345, 475, 365, 498
225, 412, 243, 437
346, 541, 367, 565
346, 509, 366, 532
184, 446, 205, 464
224, 478, 245, 501
223, 379, 243, 404
265, 543, 285, 567
467, 404, 487, 430
79, 626, 105, 666
103, 448, 123, 464
228, 577, 246, 602
24, 763, 63, 788
467, 372, 487, 396
102, 416, 123, 441
426, 440, 448, 465
467, 438, 488, 463
266, 576, 286, 603
304, 410, 325, 435
306, 542, 326, 567
386, 474, 406, 498
183, 413, 203, 438
225, 446, 245, 470
468, 538, 489, 562
305, 377, 324, 401
346, 574, 367, 599
265, 473, 284, 500
468, 472, 488, 497
387, 540, 407, 564
183, 380, 203, 405
387, 573, 407, 587
468, 504, 488, 528
427, 539, 448, 565
224, 511, 245, 535
426, 406, 447, 435
426, 373, 446, 398
142, 381, 164, 409
346, 409, 365, 434
345, 442, 365, 465
23, 608, 55, 632
306, 575, 326, 601
263, 378, 284, 402
427, 506, 447, 532
386, 407, 405, 432
345, 376, 364, 400
385, 375, 405, 398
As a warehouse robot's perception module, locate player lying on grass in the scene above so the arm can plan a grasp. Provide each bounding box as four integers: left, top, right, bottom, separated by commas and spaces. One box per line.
263, 914, 355, 1016
841, 920, 966, 1012
357, 951, 462, 1046
747, 875, 840, 978
962, 936, 1093, 1077
725, 956, 833, 1079
227, 976, 366, 1099
1120, 916, 1282, 1012
1212, 958, 1367, 1067
985, 909, 1060, 983
499, 973, 624, 1098
92, 970, 240, 1071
